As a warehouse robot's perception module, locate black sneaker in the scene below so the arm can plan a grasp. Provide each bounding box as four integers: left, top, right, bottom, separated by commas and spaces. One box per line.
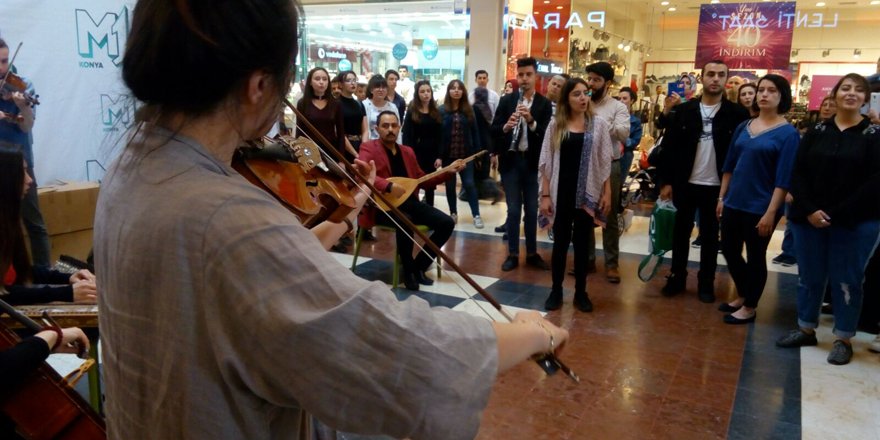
494, 225, 506, 233
691, 237, 702, 248
525, 254, 550, 270
827, 340, 853, 365
573, 291, 593, 312
544, 290, 563, 311
501, 256, 519, 271
776, 329, 818, 348
772, 254, 797, 266
661, 273, 686, 297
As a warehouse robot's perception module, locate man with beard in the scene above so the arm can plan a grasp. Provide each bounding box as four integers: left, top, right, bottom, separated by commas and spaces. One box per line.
655, 60, 749, 303
584, 62, 630, 283
358, 111, 462, 290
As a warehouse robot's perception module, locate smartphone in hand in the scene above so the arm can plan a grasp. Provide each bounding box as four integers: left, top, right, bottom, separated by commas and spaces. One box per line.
668, 82, 686, 102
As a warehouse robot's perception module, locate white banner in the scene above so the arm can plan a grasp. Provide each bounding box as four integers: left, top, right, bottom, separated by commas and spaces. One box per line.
1, 0, 136, 184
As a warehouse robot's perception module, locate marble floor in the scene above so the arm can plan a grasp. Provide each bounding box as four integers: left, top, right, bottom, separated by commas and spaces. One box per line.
326, 188, 880, 440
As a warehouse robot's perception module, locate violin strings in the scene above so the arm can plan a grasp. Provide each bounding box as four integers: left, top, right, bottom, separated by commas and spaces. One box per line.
292, 121, 504, 323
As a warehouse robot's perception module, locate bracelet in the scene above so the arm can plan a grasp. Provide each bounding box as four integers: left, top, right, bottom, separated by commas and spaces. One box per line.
717, 197, 723, 202
541, 194, 551, 198
43, 326, 64, 352
534, 321, 554, 353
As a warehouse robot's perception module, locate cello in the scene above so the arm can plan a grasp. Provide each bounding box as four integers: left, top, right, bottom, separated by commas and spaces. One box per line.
0, 299, 105, 440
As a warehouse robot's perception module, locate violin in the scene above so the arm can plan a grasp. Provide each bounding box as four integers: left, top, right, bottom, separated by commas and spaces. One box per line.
232, 135, 356, 228
0, 71, 40, 107
0, 42, 40, 107
0, 299, 106, 440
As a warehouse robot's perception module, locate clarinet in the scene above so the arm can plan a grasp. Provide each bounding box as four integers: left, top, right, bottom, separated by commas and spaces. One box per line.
508, 91, 525, 152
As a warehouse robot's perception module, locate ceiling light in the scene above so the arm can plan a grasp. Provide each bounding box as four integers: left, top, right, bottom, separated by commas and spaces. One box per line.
618, 41, 625, 49
558, 36, 565, 43
624, 43, 632, 52
593, 29, 602, 39
543, 0, 550, 3
668, 7, 677, 11
660, 1, 669, 5
816, 2, 826, 6
557, 6, 563, 9
872, 1, 880, 5
711, 0, 720, 3
601, 32, 610, 42
822, 49, 831, 57
854, 49, 862, 58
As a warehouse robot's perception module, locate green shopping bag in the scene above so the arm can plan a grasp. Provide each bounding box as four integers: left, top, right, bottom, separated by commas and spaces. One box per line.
638, 199, 677, 282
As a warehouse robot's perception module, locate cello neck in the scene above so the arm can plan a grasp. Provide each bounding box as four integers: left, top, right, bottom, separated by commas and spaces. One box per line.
417, 150, 486, 184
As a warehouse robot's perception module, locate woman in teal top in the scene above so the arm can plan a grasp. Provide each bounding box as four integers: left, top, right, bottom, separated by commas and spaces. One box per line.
716, 74, 799, 325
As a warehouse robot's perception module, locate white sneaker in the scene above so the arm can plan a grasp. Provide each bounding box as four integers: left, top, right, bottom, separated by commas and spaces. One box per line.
869, 334, 880, 353
473, 216, 484, 229
451, 213, 458, 224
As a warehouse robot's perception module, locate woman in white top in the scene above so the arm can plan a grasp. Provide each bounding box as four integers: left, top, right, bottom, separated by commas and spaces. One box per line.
362, 74, 400, 140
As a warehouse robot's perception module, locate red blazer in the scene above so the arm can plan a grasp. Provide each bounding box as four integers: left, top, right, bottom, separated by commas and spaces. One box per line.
357, 139, 448, 228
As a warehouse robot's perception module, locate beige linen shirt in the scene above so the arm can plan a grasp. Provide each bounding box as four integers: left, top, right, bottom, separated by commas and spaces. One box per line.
95, 127, 497, 440
591, 94, 631, 159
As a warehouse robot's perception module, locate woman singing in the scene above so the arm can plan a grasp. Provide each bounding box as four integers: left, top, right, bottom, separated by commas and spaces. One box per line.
539, 78, 614, 313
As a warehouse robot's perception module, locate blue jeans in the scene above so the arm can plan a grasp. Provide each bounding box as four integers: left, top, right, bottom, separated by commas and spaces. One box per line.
791, 220, 880, 339
444, 160, 479, 217
779, 202, 795, 259
501, 153, 538, 256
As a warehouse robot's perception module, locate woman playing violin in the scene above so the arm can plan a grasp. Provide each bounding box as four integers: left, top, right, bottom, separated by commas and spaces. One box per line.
96, 1, 569, 439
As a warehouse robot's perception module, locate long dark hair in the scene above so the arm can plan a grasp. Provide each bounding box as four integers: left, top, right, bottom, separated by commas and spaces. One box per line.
442, 79, 474, 121
0, 151, 31, 285
122, 0, 300, 118
407, 80, 441, 123
298, 67, 336, 111
472, 87, 492, 123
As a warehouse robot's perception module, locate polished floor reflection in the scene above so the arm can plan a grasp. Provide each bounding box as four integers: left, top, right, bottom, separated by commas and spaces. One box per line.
334, 192, 879, 440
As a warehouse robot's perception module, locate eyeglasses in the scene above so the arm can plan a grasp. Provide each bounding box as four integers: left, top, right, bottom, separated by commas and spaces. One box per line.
344, 79, 358, 84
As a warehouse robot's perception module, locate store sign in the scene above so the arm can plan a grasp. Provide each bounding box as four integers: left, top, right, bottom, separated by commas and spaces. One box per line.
392, 43, 408, 61
338, 59, 352, 71
317, 47, 346, 60
509, 10, 605, 30
695, 2, 796, 70
537, 61, 564, 75
422, 36, 439, 60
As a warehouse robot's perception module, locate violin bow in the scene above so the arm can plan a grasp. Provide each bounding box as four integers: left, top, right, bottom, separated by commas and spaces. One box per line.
285, 98, 579, 383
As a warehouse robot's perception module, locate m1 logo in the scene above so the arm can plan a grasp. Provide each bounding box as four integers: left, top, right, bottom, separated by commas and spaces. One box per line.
75, 7, 130, 68
100, 94, 135, 131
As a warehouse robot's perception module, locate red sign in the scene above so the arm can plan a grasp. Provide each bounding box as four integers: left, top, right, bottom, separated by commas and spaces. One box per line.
808, 75, 841, 111
695, 2, 796, 70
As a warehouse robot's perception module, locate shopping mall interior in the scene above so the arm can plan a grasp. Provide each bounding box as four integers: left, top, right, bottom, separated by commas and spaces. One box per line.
0, 0, 878, 439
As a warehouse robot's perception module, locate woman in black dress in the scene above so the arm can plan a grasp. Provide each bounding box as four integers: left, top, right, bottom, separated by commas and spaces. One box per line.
402, 80, 442, 206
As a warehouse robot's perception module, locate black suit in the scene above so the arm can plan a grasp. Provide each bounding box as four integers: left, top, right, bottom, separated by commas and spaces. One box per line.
655, 97, 750, 290
490, 91, 553, 257
491, 92, 553, 172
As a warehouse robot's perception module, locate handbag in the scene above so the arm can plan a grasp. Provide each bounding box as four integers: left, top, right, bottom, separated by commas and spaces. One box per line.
638, 199, 677, 282
592, 44, 609, 61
